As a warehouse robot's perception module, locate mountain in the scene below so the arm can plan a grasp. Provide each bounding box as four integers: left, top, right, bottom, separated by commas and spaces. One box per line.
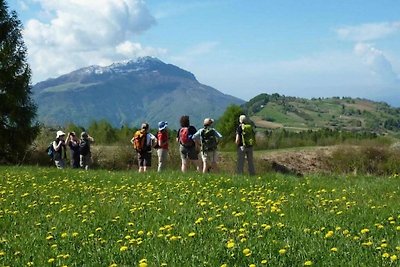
243, 93, 400, 133
32, 57, 244, 129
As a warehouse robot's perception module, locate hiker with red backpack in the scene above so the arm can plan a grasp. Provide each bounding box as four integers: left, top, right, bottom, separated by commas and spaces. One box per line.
156, 121, 169, 172
192, 118, 222, 173
131, 123, 157, 172
176, 115, 201, 172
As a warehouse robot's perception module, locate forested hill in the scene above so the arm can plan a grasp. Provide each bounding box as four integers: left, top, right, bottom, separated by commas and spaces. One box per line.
243, 93, 400, 133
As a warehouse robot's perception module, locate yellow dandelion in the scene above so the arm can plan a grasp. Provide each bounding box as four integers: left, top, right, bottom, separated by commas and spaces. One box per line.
278, 249, 286, 255
188, 232, 196, 237
330, 247, 338, 252
396, 226, 400, 231
243, 248, 251, 256
109, 264, 118, 267
220, 264, 228, 267
382, 253, 390, 258
72, 232, 79, 237
51, 244, 57, 249
362, 241, 373, 246
324, 231, 334, 239
360, 228, 370, 234
0, 251, 5, 256
120, 246, 128, 252
391, 255, 398, 261
249, 264, 256, 267
48, 258, 55, 263
261, 259, 268, 264
95, 227, 102, 232
226, 241, 235, 249
61, 233, 68, 238
46, 235, 54, 240
304, 260, 313, 266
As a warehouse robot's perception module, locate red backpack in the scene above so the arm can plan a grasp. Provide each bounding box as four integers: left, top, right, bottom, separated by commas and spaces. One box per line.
179, 127, 193, 146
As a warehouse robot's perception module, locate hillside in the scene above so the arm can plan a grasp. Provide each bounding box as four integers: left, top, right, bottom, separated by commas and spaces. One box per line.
32, 57, 243, 129
244, 93, 400, 133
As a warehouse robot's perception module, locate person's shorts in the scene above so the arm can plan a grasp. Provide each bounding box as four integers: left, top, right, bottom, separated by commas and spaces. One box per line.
180, 145, 199, 161
138, 152, 152, 167
201, 150, 217, 163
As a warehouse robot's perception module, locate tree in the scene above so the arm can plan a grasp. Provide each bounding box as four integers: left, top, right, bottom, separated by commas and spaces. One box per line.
215, 104, 244, 147
0, 0, 39, 163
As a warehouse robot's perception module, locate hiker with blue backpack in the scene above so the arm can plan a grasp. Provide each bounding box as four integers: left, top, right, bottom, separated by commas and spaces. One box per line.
236, 115, 256, 175
52, 130, 67, 169
192, 118, 222, 173
177, 115, 201, 172
131, 123, 157, 172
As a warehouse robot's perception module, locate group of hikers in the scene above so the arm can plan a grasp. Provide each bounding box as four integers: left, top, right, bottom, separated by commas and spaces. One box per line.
49, 131, 95, 170
50, 114, 256, 175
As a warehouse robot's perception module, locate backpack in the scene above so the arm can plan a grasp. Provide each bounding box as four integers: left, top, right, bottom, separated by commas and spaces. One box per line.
45, 142, 55, 160
79, 139, 90, 156
201, 128, 218, 152
133, 129, 147, 152
241, 124, 255, 147
179, 127, 193, 146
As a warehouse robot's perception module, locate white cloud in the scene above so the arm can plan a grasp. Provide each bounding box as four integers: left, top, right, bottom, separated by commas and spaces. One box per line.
336, 22, 400, 41
189, 50, 400, 102
116, 41, 166, 57
24, 0, 164, 82
354, 43, 399, 83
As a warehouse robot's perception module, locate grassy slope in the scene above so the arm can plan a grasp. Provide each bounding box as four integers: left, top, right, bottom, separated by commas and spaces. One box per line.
248, 96, 400, 133
1, 166, 399, 266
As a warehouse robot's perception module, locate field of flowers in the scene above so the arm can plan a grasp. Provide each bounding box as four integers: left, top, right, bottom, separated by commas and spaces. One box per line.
0, 166, 399, 266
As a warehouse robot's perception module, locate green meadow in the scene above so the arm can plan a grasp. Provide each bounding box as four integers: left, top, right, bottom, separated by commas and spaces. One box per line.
1, 166, 400, 266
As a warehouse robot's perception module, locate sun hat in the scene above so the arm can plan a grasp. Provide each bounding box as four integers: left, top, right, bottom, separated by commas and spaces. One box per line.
81, 131, 88, 138
239, 115, 247, 123
158, 121, 168, 131
203, 118, 214, 126
56, 130, 66, 138
141, 123, 149, 130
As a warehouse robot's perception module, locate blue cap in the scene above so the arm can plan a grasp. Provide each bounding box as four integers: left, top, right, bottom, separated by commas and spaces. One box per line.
158, 121, 168, 131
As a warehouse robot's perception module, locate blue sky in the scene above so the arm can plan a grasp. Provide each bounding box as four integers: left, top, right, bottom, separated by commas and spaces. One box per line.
8, 0, 400, 105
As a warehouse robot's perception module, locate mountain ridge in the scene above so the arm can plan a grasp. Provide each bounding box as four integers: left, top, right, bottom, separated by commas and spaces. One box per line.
32, 57, 243, 129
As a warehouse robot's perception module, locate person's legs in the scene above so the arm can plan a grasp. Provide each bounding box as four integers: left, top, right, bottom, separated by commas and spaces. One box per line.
246, 147, 255, 175
180, 145, 188, 172
138, 153, 145, 172
201, 152, 208, 173
188, 146, 200, 172
210, 150, 218, 172
236, 146, 245, 174
158, 149, 168, 172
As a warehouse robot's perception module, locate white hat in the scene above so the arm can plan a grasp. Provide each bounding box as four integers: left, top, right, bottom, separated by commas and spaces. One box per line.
56, 130, 66, 138
239, 115, 247, 123
203, 118, 214, 126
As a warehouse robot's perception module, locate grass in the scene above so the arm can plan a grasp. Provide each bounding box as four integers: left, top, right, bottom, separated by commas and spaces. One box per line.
1, 166, 400, 266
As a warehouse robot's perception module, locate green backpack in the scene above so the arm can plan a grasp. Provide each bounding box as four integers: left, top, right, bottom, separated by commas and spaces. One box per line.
201, 128, 218, 152
241, 124, 255, 147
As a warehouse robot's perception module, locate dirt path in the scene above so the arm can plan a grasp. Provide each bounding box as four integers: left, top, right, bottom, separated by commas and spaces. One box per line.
260, 146, 334, 175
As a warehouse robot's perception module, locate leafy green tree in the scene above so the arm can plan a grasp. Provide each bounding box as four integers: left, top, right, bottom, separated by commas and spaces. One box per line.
215, 104, 244, 147
0, 1, 39, 163
88, 120, 117, 144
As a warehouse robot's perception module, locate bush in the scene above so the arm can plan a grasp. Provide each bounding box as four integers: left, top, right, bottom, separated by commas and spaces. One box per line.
326, 144, 400, 175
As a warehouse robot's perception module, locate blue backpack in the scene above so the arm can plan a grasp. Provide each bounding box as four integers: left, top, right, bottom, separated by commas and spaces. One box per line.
46, 142, 55, 159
